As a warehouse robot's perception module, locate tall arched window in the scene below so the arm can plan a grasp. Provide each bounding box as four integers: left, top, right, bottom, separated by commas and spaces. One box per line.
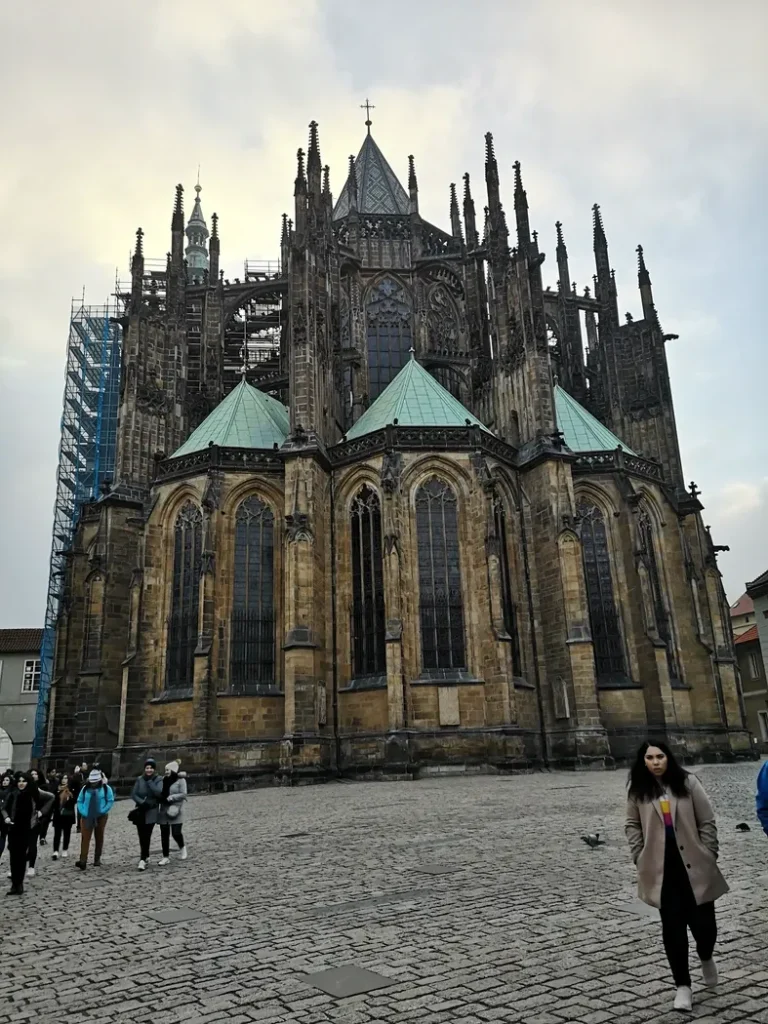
350, 486, 385, 677
366, 278, 412, 400
494, 499, 522, 675
638, 507, 680, 682
577, 501, 627, 684
166, 502, 203, 691
81, 573, 105, 671
416, 478, 466, 671
231, 496, 275, 691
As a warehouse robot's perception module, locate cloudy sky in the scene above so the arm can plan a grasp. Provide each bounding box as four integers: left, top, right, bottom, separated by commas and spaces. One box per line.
0, 0, 766, 627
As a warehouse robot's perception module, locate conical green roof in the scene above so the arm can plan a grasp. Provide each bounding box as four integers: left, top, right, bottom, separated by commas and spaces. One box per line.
345, 357, 491, 440
554, 385, 635, 454
171, 378, 289, 458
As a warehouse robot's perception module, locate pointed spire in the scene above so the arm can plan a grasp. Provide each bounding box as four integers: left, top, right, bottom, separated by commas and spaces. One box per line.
294, 148, 307, 194
294, 148, 308, 238
211, 212, 218, 239
209, 212, 220, 281
555, 220, 570, 295
281, 212, 288, 245
463, 173, 478, 248
346, 154, 358, 213
322, 164, 330, 195
408, 154, 418, 192
134, 227, 144, 259
185, 179, 209, 282
513, 161, 531, 253
484, 132, 508, 269
449, 183, 463, 242
636, 245, 657, 324
592, 203, 616, 324
637, 244, 650, 284
307, 120, 322, 196
172, 183, 184, 229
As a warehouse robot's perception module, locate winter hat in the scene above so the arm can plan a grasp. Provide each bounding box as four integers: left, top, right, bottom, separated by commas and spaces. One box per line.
165, 761, 180, 774
88, 769, 102, 783
144, 758, 157, 768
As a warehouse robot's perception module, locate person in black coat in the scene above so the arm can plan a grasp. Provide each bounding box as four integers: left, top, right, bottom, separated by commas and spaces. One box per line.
52, 774, 77, 860
0, 773, 14, 864
3, 774, 54, 895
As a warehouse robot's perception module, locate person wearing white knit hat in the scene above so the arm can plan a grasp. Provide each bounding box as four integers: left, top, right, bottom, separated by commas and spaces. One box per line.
157, 760, 188, 865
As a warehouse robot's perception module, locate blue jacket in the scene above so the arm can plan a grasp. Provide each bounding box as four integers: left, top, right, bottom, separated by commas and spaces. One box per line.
757, 761, 768, 837
76, 783, 115, 818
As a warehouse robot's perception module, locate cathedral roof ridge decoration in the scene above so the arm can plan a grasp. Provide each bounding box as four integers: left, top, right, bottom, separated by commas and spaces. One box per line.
333, 132, 410, 220
344, 355, 492, 440
170, 377, 289, 459
554, 384, 636, 455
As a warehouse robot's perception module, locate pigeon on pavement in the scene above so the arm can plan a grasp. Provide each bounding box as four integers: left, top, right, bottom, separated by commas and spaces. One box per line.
581, 833, 606, 849
736, 822, 751, 832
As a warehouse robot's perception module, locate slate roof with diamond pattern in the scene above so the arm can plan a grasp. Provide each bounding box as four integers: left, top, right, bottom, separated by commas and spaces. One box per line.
171, 378, 289, 457
333, 133, 410, 220
344, 356, 491, 439
554, 385, 636, 455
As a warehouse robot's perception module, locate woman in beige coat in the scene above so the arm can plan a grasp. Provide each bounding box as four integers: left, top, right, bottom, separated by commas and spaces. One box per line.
625, 741, 728, 1014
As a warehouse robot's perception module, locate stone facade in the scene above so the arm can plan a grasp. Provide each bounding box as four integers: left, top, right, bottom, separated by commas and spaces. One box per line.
43, 121, 754, 785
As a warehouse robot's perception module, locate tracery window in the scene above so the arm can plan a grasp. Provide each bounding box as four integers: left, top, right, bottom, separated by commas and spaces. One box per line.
638, 508, 680, 682
166, 502, 203, 691
81, 573, 105, 671
365, 278, 412, 400
231, 496, 275, 691
350, 487, 385, 677
577, 501, 627, 684
428, 365, 464, 400
416, 478, 466, 671
494, 499, 522, 675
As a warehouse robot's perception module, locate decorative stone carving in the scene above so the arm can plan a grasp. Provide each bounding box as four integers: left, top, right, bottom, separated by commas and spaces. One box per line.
285, 511, 313, 543
380, 448, 402, 495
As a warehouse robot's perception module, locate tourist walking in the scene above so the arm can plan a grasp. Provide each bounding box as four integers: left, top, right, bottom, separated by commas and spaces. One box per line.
157, 760, 188, 865
52, 774, 77, 859
3, 773, 54, 895
25, 771, 54, 876
75, 769, 115, 870
625, 741, 728, 1013
71, 765, 84, 833
757, 760, 768, 837
36, 769, 57, 846
130, 758, 163, 870
0, 773, 14, 864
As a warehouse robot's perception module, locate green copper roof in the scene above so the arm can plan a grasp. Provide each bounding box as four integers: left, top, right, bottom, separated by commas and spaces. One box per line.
554, 384, 636, 455
171, 378, 289, 458
345, 357, 491, 440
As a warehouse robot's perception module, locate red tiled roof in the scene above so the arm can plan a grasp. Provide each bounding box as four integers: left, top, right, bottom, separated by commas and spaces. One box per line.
734, 625, 759, 645
730, 592, 754, 617
0, 628, 44, 654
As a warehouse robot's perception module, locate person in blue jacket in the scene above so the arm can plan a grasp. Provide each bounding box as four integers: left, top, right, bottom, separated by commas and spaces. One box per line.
757, 761, 768, 837
75, 769, 115, 870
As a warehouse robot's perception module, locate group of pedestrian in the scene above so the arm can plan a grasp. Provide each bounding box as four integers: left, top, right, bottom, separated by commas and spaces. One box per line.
625, 740, 768, 1013
0, 757, 188, 895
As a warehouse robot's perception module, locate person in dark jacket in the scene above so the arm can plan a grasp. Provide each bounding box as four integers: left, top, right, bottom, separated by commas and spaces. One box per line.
76, 770, 115, 870
757, 761, 768, 837
130, 759, 163, 870
3, 773, 54, 895
52, 774, 77, 860
0, 773, 14, 864
24, 771, 54, 876
36, 769, 57, 846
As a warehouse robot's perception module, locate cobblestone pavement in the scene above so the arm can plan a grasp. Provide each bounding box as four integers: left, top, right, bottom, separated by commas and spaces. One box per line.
2, 762, 768, 1024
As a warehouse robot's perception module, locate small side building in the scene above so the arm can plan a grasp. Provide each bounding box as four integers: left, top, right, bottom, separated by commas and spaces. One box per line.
0, 629, 43, 771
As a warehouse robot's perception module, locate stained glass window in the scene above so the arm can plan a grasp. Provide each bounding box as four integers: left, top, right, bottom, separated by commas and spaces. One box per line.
638, 508, 680, 682
166, 502, 203, 690
350, 487, 385, 677
231, 496, 275, 691
577, 501, 627, 684
366, 278, 412, 400
494, 500, 522, 675
81, 573, 105, 671
416, 478, 466, 671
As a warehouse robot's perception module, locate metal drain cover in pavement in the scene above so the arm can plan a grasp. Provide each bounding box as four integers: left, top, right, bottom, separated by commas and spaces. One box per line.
147, 908, 206, 924
304, 965, 395, 998
619, 900, 658, 919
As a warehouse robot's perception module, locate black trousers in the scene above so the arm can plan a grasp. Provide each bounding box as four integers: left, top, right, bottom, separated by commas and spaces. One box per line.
660, 842, 717, 987
136, 821, 155, 860
26, 827, 39, 869
8, 832, 30, 888
160, 823, 185, 857
53, 819, 74, 852
0, 822, 7, 858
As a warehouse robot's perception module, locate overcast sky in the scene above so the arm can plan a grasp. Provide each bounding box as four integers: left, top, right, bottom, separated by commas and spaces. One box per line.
0, 0, 766, 627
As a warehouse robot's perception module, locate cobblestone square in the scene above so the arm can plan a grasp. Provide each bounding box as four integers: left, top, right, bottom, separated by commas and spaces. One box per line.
3, 763, 767, 1024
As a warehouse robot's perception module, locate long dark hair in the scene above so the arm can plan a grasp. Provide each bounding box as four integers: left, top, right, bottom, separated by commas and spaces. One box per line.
627, 740, 689, 801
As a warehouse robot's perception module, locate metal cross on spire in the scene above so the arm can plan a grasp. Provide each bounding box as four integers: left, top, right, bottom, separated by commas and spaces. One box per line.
360, 98, 375, 133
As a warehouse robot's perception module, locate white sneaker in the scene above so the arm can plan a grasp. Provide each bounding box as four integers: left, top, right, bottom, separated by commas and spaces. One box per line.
179, 847, 188, 861
52, 852, 59, 861
137, 859, 146, 871
701, 958, 718, 988
62, 850, 68, 859
158, 857, 170, 866
6, 871, 10, 879
673, 985, 693, 1012
26, 867, 35, 878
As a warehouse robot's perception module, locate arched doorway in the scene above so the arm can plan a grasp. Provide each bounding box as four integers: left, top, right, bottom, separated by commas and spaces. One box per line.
0, 727, 13, 771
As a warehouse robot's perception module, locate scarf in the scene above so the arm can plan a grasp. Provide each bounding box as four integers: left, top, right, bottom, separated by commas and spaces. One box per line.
161, 772, 178, 802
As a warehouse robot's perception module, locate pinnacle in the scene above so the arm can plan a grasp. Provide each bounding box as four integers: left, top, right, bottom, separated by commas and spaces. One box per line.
408, 154, 418, 192
556, 220, 564, 248
484, 132, 496, 165
463, 172, 473, 205
211, 212, 219, 239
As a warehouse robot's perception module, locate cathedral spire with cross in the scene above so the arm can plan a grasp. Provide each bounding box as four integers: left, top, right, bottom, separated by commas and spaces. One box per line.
332, 100, 409, 219
360, 97, 375, 134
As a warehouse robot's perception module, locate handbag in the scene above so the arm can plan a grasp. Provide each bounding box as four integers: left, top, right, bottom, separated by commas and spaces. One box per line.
127, 805, 145, 825
166, 802, 180, 820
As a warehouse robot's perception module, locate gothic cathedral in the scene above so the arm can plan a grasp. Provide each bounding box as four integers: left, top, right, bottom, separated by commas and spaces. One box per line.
44, 119, 751, 783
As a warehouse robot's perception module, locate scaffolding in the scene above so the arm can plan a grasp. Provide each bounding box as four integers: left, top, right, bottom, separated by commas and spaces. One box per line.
34, 304, 122, 757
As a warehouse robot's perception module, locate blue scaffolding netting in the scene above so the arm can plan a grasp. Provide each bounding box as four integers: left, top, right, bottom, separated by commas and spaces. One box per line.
34, 305, 122, 758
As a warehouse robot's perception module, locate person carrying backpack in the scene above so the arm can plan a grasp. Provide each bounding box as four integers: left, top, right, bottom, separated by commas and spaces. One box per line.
75, 769, 115, 870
